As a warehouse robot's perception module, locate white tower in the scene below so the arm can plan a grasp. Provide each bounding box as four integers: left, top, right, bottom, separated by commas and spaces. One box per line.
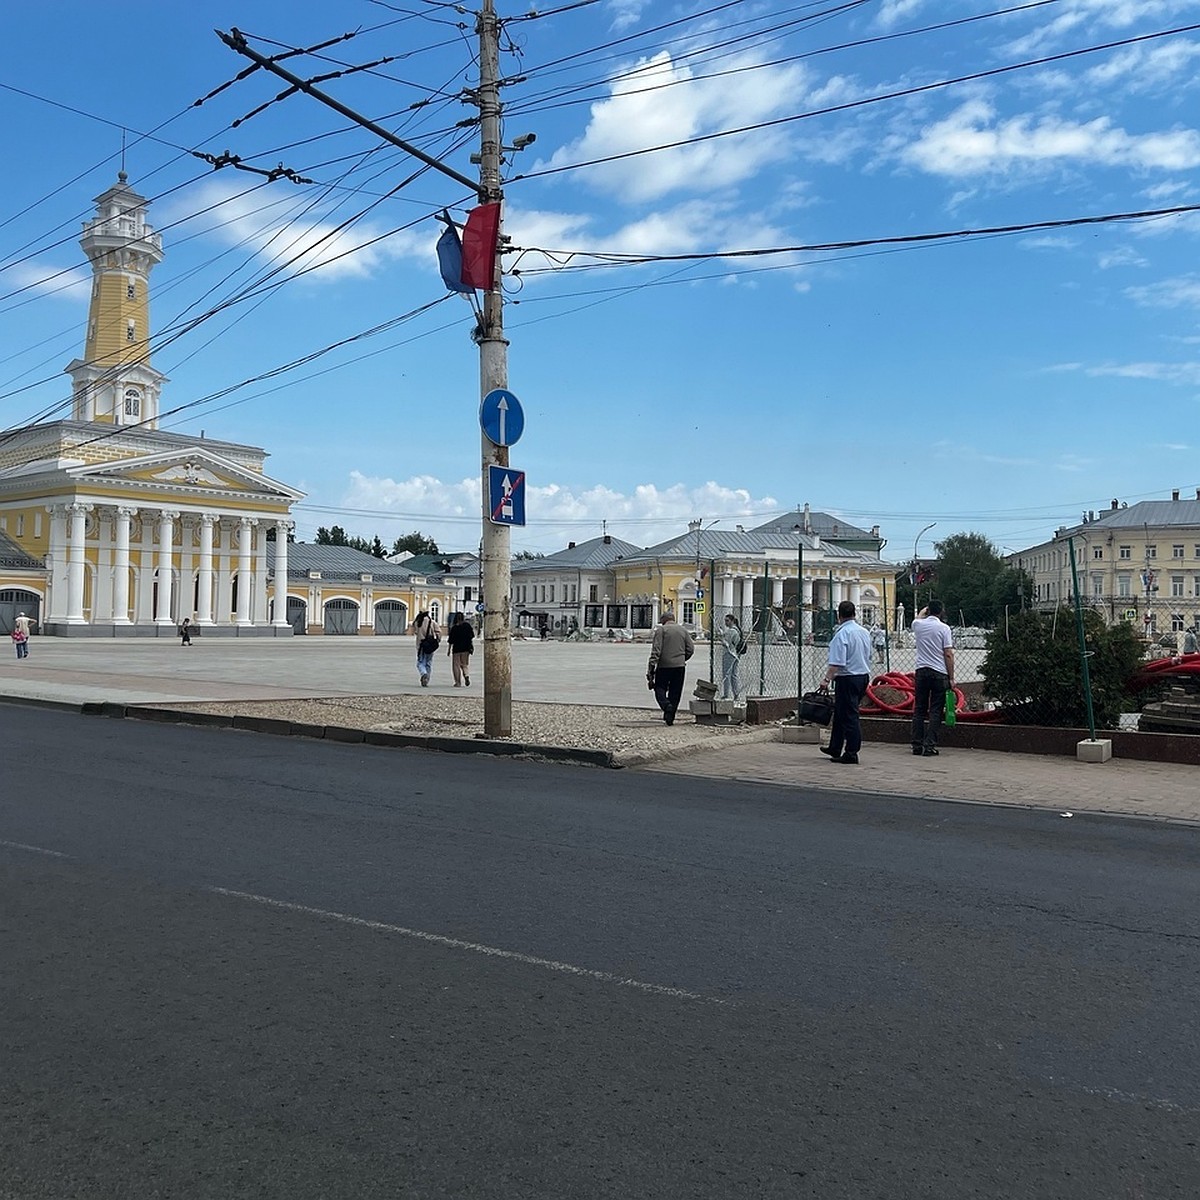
65, 172, 168, 428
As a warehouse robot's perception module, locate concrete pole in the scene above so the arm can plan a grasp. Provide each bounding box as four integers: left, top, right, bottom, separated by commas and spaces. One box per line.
477, 0, 512, 738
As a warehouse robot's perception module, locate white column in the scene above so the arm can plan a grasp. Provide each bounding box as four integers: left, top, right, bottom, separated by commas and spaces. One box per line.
66, 502, 91, 624
850, 581, 861, 607
197, 514, 216, 626
112, 506, 136, 624
720, 575, 735, 611
235, 517, 255, 625
272, 521, 292, 626
46, 504, 69, 621
216, 520, 233, 623
253, 523, 269, 624
179, 517, 195, 620
802, 578, 814, 636
772, 576, 784, 607
738, 576, 753, 626
154, 509, 178, 626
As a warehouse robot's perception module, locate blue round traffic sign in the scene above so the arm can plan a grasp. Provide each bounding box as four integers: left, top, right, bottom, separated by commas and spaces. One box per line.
479, 388, 524, 447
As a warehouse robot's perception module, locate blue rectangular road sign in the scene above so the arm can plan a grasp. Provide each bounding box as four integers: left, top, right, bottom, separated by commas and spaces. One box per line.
487, 465, 526, 526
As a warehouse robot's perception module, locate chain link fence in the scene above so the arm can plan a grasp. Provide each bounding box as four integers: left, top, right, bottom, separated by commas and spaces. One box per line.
701, 567, 1199, 733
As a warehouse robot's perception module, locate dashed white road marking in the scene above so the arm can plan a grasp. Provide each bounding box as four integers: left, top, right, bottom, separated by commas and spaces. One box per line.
0, 839, 72, 859
208, 886, 721, 1004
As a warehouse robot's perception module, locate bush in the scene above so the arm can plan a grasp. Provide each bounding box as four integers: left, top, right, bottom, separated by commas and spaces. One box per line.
981, 610, 1143, 729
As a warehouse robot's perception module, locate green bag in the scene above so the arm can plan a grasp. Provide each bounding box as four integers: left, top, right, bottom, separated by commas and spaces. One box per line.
944, 689, 957, 728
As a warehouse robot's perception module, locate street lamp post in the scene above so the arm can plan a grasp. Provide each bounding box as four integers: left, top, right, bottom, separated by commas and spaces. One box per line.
913, 522, 936, 612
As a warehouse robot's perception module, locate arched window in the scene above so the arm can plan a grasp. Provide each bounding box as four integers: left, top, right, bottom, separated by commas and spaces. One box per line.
124, 388, 141, 417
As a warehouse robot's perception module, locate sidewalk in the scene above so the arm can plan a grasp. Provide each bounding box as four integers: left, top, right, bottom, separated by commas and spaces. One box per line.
2, 638, 1197, 825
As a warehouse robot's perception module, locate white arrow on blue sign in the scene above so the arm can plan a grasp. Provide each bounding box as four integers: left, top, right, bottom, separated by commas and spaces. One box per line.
487, 464, 526, 526
479, 388, 525, 447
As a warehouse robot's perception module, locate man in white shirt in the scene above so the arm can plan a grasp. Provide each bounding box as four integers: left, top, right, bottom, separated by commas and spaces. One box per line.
911, 600, 955, 757
818, 600, 873, 764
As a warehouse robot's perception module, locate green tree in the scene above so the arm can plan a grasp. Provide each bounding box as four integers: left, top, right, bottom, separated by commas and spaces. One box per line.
982, 609, 1142, 728
371, 536, 386, 559
513, 550, 544, 560
392, 531, 440, 556
316, 525, 348, 546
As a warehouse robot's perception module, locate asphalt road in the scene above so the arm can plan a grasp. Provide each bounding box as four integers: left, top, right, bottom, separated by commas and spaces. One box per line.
3, 703, 1199, 1199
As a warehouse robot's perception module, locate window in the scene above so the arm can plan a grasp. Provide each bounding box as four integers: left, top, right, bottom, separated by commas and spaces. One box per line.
1118, 576, 1131, 597
1173, 576, 1185, 598
16, 514, 24, 537
681, 601, 695, 626
127, 281, 136, 300
1146, 545, 1157, 559
630, 604, 653, 629
126, 320, 135, 342
588, 584, 598, 603
570, 584, 577, 603
605, 604, 627, 628
1119, 545, 1131, 560
1172, 613, 1185, 632
1194, 545, 1200, 559
123, 388, 140, 416
463, 587, 473, 602
1092, 575, 1103, 597
548, 585, 555, 602
584, 605, 604, 627
1092, 547, 1103, 560
1173, 544, 1185, 559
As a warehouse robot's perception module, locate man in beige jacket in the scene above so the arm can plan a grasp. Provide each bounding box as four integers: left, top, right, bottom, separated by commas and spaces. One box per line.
647, 610, 695, 726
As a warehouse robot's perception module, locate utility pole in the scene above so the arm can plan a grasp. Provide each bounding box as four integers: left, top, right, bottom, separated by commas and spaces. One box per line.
476, 0, 513, 738
218, 17, 515, 738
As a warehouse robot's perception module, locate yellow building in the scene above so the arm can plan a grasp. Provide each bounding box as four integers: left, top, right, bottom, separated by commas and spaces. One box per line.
0, 174, 453, 636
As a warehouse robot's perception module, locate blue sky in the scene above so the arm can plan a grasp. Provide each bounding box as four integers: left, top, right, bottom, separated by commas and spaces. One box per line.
2, 0, 1198, 562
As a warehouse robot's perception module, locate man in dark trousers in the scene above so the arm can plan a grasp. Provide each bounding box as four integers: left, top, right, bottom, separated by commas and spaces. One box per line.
647, 610, 695, 726
911, 600, 955, 756
818, 599, 873, 764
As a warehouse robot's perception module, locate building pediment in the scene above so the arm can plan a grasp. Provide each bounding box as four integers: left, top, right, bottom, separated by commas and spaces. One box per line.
67, 448, 303, 502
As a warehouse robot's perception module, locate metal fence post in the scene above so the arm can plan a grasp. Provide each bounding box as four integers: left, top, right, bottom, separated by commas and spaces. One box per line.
797, 541, 804, 702
1068, 536, 1098, 740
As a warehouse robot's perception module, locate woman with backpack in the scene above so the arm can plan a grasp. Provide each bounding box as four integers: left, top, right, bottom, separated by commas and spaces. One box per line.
411, 610, 440, 687
720, 613, 744, 700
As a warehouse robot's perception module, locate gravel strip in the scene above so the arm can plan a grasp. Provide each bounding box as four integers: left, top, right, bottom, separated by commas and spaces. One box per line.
163, 693, 780, 765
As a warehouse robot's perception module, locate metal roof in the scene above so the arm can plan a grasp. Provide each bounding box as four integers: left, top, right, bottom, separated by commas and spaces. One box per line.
511, 535, 643, 573
270, 542, 417, 582
1058, 498, 1200, 536
616, 527, 887, 565
0, 530, 42, 569
751, 509, 876, 540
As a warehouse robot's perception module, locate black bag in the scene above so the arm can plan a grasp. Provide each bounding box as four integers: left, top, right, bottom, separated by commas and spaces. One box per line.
419, 622, 440, 655
736, 632, 749, 656
798, 690, 833, 726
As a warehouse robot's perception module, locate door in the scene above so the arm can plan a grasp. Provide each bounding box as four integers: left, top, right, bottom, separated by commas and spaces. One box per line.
0, 589, 41, 635
374, 599, 408, 635
323, 598, 359, 635
287, 597, 307, 635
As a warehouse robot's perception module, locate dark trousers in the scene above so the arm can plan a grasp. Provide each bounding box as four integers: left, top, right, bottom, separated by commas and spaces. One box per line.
829, 673, 868, 756
912, 667, 948, 749
653, 666, 686, 721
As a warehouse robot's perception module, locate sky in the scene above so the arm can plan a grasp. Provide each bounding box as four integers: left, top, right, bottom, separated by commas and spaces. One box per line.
2, 0, 1199, 565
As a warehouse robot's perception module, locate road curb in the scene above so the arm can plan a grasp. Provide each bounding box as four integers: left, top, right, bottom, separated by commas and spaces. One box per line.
83, 701, 620, 768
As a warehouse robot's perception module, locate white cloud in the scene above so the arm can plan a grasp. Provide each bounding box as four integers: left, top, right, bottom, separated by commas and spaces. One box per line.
543, 50, 807, 202
606, 0, 646, 32
1097, 245, 1148, 269
165, 179, 427, 282
1085, 361, 1200, 385
1082, 39, 1200, 93
336, 471, 778, 553
1003, 1, 1197, 57
904, 100, 1200, 177
1126, 276, 1200, 308
1, 261, 90, 302
875, 0, 926, 28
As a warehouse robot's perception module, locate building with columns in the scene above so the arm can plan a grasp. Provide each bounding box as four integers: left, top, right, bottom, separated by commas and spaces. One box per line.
0, 173, 305, 636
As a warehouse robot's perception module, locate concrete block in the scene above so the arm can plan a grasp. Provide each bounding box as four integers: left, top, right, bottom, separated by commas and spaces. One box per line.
1076, 738, 1113, 763
780, 724, 821, 744
712, 700, 738, 715
689, 700, 715, 716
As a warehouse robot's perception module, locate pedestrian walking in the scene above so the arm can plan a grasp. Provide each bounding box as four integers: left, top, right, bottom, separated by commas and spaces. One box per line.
1184, 627, 1199, 655
871, 623, 887, 665
911, 600, 955, 757
647, 610, 694, 726
412, 610, 440, 686
178, 617, 192, 646
720, 613, 743, 700
12, 611, 33, 660
818, 600, 872, 764
447, 612, 474, 687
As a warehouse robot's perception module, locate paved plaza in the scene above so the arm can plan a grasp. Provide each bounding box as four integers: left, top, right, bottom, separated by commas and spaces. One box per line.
1, 635, 1196, 825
